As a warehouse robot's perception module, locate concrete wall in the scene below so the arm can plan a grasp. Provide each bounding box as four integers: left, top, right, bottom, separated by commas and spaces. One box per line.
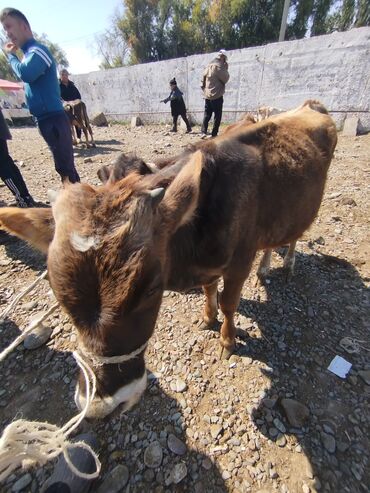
75, 27, 370, 130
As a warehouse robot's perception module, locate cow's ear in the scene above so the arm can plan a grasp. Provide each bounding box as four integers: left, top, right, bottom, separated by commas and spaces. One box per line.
0, 207, 54, 254
160, 150, 203, 231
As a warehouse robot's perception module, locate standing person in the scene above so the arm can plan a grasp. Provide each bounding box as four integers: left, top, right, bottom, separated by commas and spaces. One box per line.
0, 107, 36, 207
0, 7, 80, 183
59, 68, 82, 140
200, 49, 230, 138
161, 78, 192, 133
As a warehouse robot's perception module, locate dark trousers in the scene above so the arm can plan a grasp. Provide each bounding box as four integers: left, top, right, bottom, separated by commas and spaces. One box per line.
173, 112, 191, 131
0, 139, 31, 202
201, 97, 224, 137
38, 112, 80, 183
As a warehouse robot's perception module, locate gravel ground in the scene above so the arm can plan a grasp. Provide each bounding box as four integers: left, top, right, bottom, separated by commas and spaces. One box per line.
0, 122, 369, 493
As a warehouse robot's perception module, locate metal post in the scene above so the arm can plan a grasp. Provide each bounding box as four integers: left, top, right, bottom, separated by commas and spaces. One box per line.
279, 0, 291, 41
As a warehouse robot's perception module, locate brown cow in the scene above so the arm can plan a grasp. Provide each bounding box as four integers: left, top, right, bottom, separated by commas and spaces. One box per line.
64, 100, 96, 148
0, 100, 337, 418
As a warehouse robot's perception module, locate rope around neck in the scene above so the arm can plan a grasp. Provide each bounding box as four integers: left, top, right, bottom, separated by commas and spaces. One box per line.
78, 341, 148, 367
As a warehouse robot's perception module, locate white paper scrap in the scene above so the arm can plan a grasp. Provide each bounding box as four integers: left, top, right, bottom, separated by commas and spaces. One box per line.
327, 355, 352, 378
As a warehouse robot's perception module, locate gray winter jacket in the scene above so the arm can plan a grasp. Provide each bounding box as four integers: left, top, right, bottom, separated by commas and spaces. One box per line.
0, 108, 12, 141
201, 57, 230, 100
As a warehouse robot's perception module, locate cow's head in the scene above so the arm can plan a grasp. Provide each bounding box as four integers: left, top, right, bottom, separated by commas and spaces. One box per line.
0, 151, 203, 418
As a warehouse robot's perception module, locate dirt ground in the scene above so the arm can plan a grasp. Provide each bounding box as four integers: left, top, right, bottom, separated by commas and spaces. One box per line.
0, 122, 369, 493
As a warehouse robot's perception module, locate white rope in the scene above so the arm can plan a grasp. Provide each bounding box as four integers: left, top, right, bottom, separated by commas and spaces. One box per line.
78, 341, 148, 367
0, 303, 59, 362
0, 270, 48, 323
0, 351, 101, 482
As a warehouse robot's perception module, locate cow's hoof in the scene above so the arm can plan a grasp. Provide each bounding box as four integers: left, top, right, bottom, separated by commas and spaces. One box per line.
199, 318, 217, 330
218, 344, 234, 360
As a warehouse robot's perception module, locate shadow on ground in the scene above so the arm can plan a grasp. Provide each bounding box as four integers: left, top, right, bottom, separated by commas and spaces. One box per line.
230, 250, 370, 492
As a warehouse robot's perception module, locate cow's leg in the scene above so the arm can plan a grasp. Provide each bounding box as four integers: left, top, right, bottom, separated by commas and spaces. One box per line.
81, 126, 91, 147
87, 124, 96, 147
283, 240, 297, 280
71, 124, 78, 146
199, 280, 219, 330
257, 248, 272, 281
219, 276, 247, 359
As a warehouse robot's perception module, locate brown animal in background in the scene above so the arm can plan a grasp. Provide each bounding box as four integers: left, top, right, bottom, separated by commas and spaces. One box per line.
0, 100, 337, 418
64, 100, 96, 147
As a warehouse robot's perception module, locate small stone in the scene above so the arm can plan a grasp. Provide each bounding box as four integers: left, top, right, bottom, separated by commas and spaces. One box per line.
169, 462, 187, 484
144, 441, 163, 468
273, 418, 286, 433
202, 458, 213, 470
167, 434, 186, 455
96, 465, 129, 493
23, 300, 38, 310
222, 470, 231, 480
91, 112, 108, 127
358, 370, 370, 385
12, 473, 32, 492
276, 433, 287, 447
170, 378, 187, 393
24, 322, 53, 350
210, 424, 223, 439
321, 432, 336, 453
342, 116, 359, 136
84, 157, 93, 163
131, 116, 142, 128
280, 398, 310, 427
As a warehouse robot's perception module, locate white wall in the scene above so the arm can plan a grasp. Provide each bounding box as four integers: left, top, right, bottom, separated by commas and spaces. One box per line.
74, 27, 370, 130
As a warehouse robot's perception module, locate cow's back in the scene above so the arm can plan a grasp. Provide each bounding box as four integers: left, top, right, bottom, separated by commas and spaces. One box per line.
236, 105, 337, 249
166, 104, 336, 290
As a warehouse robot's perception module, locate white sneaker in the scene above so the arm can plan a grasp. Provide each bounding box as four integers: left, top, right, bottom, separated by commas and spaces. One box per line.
200, 133, 207, 139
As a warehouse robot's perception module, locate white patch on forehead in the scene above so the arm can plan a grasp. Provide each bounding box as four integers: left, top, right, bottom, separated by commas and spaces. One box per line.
70, 232, 99, 252
75, 371, 147, 418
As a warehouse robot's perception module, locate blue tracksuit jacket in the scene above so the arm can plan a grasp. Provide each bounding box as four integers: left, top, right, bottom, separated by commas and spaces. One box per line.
7, 38, 63, 121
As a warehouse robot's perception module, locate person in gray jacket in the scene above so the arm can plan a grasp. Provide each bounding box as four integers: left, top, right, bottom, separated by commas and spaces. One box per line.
200, 49, 230, 138
0, 108, 36, 207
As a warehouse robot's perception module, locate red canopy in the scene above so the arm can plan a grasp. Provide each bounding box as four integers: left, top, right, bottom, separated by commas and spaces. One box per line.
0, 79, 23, 91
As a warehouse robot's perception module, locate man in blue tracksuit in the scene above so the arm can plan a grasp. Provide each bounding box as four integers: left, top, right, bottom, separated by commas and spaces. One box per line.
0, 7, 80, 183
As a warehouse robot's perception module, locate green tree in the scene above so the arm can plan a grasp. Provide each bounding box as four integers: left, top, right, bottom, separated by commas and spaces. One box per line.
354, 0, 370, 27
96, 0, 368, 67
311, 0, 333, 35
34, 33, 69, 69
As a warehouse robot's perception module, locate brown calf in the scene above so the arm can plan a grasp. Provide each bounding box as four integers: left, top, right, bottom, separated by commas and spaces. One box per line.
0, 100, 337, 418
64, 100, 96, 148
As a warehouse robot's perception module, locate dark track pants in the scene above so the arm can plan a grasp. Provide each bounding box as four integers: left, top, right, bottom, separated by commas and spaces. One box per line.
201, 96, 224, 137
38, 112, 80, 183
0, 139, 31, 204
173, 112, 191, 131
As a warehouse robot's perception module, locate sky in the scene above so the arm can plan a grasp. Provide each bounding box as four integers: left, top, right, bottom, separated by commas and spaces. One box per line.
0, 0, 122, 74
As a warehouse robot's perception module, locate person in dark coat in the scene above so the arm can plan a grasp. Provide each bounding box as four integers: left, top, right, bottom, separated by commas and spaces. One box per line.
0, 107, 36, 207
161, 78, 191, 133
59, 68, 82, 140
